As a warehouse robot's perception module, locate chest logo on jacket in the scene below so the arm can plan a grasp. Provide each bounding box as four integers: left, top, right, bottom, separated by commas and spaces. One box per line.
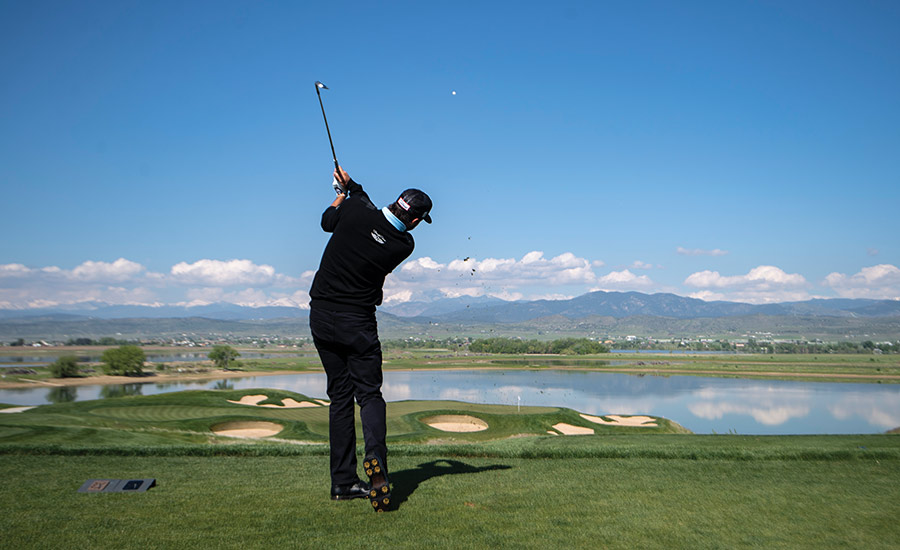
370, 229, 386, 244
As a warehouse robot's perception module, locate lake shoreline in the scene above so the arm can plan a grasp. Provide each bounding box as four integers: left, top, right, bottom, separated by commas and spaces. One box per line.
3, 363, 900, 390
0, 368, 314, 389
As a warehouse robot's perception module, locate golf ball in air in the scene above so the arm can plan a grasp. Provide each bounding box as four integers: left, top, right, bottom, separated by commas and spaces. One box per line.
451, 90, 456, 95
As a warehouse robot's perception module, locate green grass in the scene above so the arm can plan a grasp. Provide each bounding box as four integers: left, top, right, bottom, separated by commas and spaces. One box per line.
1, 453, 897, 549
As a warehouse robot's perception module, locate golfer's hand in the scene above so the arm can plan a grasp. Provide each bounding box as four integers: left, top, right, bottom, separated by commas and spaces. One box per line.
332, 176, 345, 196
334, 166, 349, 186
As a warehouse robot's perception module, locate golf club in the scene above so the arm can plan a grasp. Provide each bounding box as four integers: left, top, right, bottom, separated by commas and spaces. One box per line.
315, 81, 339, 173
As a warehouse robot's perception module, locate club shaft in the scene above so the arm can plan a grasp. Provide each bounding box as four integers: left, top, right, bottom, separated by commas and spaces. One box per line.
315, 85, 339, 170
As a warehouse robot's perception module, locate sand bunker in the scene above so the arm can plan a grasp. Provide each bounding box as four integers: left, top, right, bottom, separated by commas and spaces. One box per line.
580, 413, 658, 427
211, 421, 283, 438
227, 394, 319, 408
278, 398, 318, 408
0, 406, 35, 414
423, 415, 489, 433
552, 423, 594, 435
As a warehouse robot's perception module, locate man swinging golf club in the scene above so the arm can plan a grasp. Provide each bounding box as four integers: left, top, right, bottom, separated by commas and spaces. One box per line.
309, 164, 432, 511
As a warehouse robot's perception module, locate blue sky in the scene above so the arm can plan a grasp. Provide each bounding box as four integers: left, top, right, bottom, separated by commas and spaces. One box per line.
1, 0, 898, 310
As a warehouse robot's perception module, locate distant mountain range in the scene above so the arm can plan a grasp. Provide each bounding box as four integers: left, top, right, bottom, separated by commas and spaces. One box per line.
411, 291, 900, 323
1, 291, 898, 322
1, 291, 898, 341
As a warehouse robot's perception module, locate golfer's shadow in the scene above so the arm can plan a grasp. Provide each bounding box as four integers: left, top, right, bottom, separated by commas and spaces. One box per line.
387, 459, 512, 511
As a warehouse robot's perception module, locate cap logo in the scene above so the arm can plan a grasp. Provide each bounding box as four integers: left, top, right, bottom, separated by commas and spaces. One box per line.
398, 197, 411, 211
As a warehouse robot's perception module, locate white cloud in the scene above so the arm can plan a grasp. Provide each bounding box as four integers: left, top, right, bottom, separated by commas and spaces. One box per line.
2, 260, 146, 283
70, 258, 145, 282
683, 265, 810, 304
593, 269, 655, 290
180, 287, 268, 307
823, 264, 900, 300
0, 258, 308, 309
0, 251, 647, 310
677, 247, 729, 257
8, 254, 894, 312
528, 293, 573, 301
170, 259, 291, 286
685, 266, 806, 289
0, 264, 33, 277
387, 251, 604, 303
434, 287, 482, 299
400, 251, 598, 284
382, 289, 414, 305
687, 290, 725, 301
274, 290, 312, 309
400, 257, 445, 275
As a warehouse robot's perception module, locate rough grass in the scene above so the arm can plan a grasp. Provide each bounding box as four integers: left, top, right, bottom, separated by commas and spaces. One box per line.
1, 453, 897, 549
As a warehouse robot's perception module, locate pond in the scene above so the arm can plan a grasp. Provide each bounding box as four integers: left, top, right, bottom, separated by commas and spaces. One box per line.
2, 369, 898, 435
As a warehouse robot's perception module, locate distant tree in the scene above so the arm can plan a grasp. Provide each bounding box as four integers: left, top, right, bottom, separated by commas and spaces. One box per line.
469, 337, 608, 355
101, 345, 146, 376
208, 345, 241, 370
49, 355, 81, 378
11, 338, 25, 347
66, 337, 94, 346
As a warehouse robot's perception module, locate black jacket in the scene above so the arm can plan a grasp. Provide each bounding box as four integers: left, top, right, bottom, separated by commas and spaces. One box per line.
309, 178, 414, 313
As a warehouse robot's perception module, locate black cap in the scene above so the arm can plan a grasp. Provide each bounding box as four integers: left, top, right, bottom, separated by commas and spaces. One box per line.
396, 189, 432, 223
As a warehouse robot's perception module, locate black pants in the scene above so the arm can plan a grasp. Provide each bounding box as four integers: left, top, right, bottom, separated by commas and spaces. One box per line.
309, 307, 387, 486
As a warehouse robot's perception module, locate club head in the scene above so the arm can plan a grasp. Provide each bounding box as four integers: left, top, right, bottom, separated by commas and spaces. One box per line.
315, 81, 329, 90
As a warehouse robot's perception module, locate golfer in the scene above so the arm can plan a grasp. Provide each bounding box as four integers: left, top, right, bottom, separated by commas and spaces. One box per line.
309, 166, 432, 511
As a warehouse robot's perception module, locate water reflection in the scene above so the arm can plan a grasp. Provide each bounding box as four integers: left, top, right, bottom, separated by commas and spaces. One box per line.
0, 369, 898, 435
688, 385, 813, 426
46, 386, 77, 404
212, 380, 234, 391
830, 393, 900, 429
100, 384, 144, 399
